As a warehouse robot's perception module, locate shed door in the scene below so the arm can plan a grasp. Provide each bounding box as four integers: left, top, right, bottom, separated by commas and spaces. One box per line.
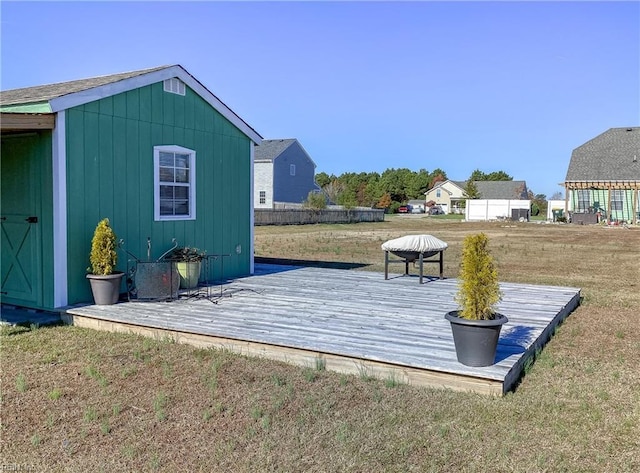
1, 134, 43, 307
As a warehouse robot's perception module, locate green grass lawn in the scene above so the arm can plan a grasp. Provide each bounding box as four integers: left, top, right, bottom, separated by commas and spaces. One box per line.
2, 220, 639, 472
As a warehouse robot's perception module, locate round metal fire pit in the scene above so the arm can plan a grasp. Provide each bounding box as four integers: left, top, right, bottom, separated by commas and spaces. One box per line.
389, 250, 439, 262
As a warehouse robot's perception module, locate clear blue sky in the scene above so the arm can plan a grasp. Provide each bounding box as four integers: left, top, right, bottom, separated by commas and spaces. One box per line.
2, 1, 639, 198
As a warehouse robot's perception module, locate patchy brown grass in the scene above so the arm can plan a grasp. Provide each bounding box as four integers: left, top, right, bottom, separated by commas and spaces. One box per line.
2, 217, 639, 472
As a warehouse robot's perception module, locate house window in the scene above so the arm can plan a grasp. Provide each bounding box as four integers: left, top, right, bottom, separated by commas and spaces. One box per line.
576, 190, 590, 212
163, 78, 186, 96
611, 190, 624, 211
259, 191, 266, 204
154, 145, 196, 221
290, 164, 296, 176
436, 189, 441, 198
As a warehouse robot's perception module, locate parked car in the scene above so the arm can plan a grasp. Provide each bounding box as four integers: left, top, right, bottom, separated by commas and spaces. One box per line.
398, 205, 412, 213
429, 206, 444, 215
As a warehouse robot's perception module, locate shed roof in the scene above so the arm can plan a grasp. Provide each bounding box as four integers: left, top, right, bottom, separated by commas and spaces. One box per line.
565, 127, 640, 182
0, 66, 168, 107
0, 65, 262, 143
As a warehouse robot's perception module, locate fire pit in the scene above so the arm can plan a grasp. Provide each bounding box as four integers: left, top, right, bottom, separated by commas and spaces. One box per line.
381, 235, 448, 283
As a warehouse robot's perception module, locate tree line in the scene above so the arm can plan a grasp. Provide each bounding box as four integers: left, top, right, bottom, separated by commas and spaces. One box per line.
310, 168, 561, 214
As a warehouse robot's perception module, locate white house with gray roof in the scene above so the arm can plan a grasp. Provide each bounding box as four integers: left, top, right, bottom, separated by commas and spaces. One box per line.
564, 127, 639, 224
425, 179, 528, 215
254, 139, 321, 208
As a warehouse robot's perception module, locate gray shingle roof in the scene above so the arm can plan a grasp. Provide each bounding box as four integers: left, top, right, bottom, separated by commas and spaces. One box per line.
0, 65, 262, 142
477, 181, 528, 199
254, 139, 296, 162
452, 180, 528, 199
566, 127, 640, 181
0, 66, 169, 106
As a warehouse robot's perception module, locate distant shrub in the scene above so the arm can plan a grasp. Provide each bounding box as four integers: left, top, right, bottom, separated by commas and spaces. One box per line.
304, 191, 327, 210
531, 203, 540, 216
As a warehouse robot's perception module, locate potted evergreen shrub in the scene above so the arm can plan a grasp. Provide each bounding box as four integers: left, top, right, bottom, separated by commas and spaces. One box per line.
445, 233, 508, 367
86, 218, 124, 305
165, 246, 206, 289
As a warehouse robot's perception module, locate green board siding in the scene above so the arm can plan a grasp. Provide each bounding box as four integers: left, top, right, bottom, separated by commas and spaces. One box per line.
65, 82, 252, 305
0, 132, 54, 310
569, 189, 638, 222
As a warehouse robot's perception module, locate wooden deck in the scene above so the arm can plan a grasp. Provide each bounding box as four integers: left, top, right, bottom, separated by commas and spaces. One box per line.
64, 263, 581, 396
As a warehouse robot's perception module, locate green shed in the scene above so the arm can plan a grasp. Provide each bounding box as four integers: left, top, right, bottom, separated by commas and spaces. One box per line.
1, 65, 262, 310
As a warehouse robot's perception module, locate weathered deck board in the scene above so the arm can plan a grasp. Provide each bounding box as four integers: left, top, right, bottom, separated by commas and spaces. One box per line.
65, 264, 581, 395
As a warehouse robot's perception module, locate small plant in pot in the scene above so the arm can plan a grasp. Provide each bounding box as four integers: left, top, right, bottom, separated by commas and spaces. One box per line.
165, 246, 206, 289
445, 232, 508, 367
86, 218, 124, 305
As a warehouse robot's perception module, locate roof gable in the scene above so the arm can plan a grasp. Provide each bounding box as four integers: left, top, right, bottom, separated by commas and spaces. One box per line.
254, 139, 317, 167
426, 179, 465, 196
0, 65, 262, 143
566, 127, 640, 181
254, 139, 296, 162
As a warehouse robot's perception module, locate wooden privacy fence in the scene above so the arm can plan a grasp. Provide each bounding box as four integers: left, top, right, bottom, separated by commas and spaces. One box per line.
255, 208, 385, 226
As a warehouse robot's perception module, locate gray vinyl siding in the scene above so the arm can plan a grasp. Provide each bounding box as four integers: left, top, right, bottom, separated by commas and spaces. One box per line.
272, 142, 320, 204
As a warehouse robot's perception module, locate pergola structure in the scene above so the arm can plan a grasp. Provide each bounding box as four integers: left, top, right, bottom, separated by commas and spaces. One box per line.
563, 180, 640, 224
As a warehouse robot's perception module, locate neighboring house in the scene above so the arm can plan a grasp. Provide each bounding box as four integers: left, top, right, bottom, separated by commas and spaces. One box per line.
458, 180, 530, 221
424, 179, 528, 214
254, 138, 321, 208
0, 65, 262, 311
564, 127, 640, 224
424, 180, 466, 214
457, 180, 529, 201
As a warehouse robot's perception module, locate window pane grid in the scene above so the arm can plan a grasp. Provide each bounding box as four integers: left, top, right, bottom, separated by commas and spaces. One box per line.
611, 190, 624, 211
576, 190, 590, 212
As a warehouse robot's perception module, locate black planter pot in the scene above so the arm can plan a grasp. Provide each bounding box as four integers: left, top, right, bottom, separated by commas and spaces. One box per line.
445, 311, 508, 367
87, 272, 125, 305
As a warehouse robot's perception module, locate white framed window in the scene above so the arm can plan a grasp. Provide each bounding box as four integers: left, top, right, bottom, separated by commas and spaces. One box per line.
436, 189, 441, 198
576, 190, 590, 212
154, 145, 196, 221
163, 78, 186, 96
610, 190, 624, 211
290, 164, 296, 176
259, 191, 266, 204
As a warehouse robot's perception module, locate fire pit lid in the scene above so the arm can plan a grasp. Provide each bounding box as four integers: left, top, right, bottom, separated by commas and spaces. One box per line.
381, 234, 448, 253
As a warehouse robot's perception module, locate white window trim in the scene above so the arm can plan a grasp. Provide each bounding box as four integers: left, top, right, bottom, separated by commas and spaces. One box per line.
154, 145, 196, 221
290, 164, 296, 176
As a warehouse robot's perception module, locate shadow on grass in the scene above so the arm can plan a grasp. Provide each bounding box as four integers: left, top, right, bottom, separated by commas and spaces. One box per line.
0, 304, 62, 329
